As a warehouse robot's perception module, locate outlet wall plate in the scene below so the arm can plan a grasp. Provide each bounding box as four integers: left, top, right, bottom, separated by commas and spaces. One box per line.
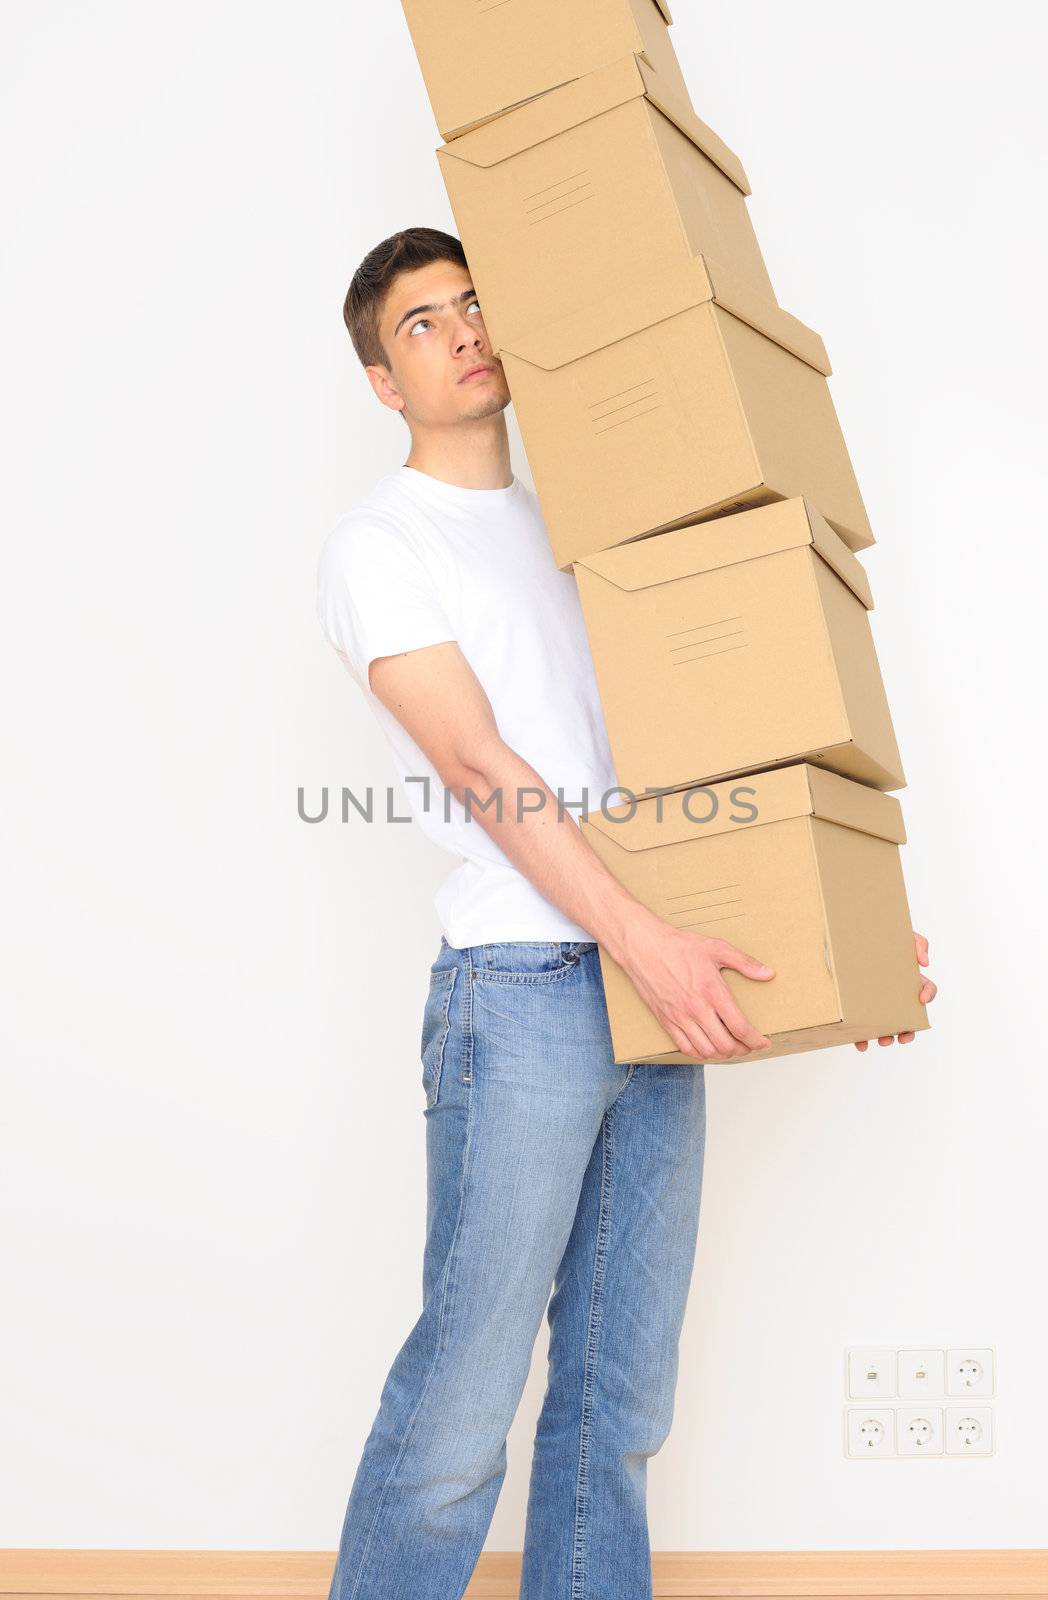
896, 1405, 944, 1456
945, 1405, 995, 1456
947, 1347, 995, 1397
845, 1407, 895, 1459
846, 1348, 896, 1399
898, 1347, 947, 1398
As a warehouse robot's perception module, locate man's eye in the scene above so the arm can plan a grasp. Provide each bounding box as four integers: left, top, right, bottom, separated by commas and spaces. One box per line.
409, 318, 432, 335
467, 300, 481, 315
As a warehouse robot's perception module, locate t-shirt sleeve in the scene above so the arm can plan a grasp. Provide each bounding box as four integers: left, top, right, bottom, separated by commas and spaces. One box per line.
316, 516, 458, 689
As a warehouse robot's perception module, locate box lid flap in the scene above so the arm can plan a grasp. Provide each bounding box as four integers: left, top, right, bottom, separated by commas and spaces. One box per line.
632, 55, 751, 193
503, 253, 832, 373
702, 255, 831, 372
438, 54, 646, 167
438, 53, 750, 193
804, 764, 906, 844
651, 0, 674, 22
574, 496, 873, 606
579, 763, 905, 851
802, 501, 874, 608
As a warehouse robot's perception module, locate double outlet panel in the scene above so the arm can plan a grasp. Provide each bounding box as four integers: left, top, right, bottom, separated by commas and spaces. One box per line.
843, 1346, 996, 1459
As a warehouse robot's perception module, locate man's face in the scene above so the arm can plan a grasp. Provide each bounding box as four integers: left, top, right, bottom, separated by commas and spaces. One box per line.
367, 260, 511, 427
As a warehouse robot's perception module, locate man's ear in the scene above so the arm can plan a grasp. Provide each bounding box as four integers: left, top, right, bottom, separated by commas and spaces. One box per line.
365, 362, 405, 414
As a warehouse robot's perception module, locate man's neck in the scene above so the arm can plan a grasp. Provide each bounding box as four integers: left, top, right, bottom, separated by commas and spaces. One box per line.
404, 417, 513, 491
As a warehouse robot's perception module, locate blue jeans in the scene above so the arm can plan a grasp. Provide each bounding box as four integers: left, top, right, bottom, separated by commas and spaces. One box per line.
328, 937, 707, 1600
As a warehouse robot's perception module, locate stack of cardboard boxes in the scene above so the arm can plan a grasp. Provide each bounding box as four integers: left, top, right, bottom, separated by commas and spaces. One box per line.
400, 0, 929, 1065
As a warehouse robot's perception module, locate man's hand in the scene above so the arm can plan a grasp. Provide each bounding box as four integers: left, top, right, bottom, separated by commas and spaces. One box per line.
617, 920, 776, 1061
854, 930, 937, 1051
366, 641, 776, 1061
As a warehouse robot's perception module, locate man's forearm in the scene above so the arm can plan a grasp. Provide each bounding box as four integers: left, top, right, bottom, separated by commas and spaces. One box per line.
446, 737, 663, 967
440, 733, 778, 1059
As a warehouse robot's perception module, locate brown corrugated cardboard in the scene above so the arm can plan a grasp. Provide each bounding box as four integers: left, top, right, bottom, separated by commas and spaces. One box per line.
501, 255, 874, 567
438, 55, 776, 352
574, 497, 904, 795
579, 763, 928, 1064
400, 0, 692, 141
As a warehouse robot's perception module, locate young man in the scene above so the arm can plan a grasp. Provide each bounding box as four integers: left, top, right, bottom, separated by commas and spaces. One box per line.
316, 227, 937, 1599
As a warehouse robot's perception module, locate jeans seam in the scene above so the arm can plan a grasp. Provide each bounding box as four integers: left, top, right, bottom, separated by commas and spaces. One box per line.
346, 968, 477, 1600
471, 962, 579, 985
463, 946, 475, 1083
570, 1099, 617, 1599
424, 968, 456, 1109
612, 1061, 638, 1107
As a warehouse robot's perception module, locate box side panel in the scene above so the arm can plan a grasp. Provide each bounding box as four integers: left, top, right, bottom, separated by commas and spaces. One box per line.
811, 556, 906, 790
441, 101, 684, 354
646, 114, 771, 300
505, 305, 760, 566
648, 110, 775, 300
717, 310, 875, 551
583, 547, 852, 795
407, 0, 650, 138
812, 818, 928, 1036
589, 815, 841, 1060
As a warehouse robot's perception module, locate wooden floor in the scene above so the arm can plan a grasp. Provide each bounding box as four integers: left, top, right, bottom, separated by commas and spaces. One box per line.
1, 1549, 1047, 1599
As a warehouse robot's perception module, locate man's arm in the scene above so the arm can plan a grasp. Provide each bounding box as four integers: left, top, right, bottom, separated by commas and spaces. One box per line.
369, 639, 776, 1059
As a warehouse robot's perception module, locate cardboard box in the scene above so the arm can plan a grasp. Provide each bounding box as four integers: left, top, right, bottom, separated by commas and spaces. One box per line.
575, 497, 905, 795
400, 0, 692, 141
500, 254, 874, 568
579, 763, 928, 1064
439, 54, 776, 353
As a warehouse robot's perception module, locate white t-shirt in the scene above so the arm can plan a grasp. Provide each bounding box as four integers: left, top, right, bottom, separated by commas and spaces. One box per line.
316, 465, 620, 947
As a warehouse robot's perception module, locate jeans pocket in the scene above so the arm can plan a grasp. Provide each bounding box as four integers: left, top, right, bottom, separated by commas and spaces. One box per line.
420, 966, 456, 1108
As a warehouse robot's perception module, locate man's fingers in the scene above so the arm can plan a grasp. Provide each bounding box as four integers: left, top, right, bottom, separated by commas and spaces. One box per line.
711, 939, 775, 980
684, 1006, 743, 1059
914, 930, 930, 965
663, 1013, 718, 1061
672, 1005, 766, 1062
856, 1018, 924, 1049
920, 978, 937, 1003
680, 1022, 717, 1061
665, 1021, 698, 1059
710, 985, 771, 1052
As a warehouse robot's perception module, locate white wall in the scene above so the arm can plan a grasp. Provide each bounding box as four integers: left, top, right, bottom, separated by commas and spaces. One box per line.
2, 0, 1045, 1553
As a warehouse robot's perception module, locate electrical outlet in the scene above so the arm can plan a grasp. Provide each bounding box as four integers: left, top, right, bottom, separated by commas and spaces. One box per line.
945, 1405, 994, 1456
898, 1348, 946, 1398
896, 1405, 944, 1456
847, 1348, 896, 1399
846, 1407, 895, 1458
947, 1347, 995, 1397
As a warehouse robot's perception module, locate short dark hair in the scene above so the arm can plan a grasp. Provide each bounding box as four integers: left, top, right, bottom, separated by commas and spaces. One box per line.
343, 227, 469, 369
